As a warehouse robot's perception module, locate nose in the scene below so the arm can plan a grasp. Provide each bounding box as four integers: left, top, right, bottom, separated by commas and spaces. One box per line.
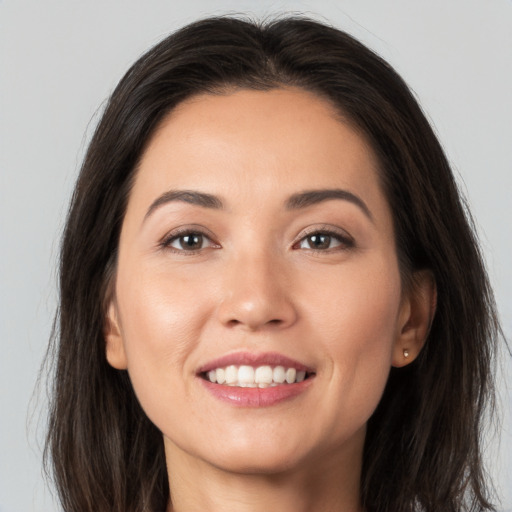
216, 250, 298, 331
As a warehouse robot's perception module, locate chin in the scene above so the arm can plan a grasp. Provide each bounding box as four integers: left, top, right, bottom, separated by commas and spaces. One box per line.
210, 450, 303, 475
203, 432, 312, 475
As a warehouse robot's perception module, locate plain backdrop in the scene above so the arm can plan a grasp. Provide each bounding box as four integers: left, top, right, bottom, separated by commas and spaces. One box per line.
1, 1, 511, 511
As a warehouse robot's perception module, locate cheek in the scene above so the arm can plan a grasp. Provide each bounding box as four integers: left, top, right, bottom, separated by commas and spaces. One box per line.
304, 255, 402, 418
314, 251, 402, 343
117, 259, 212, 350
113, 264, 211, 416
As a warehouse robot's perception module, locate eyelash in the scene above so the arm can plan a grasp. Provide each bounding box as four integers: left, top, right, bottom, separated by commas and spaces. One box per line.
159, 227, 220, 254
292, 227, 355, 253
159, 226, 355, 255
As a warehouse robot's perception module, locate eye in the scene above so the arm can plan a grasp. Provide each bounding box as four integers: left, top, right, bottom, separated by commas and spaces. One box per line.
171, 232, 205, 250
161, 229, 219, 253
300, 233, 336, 250
294, 229, 354, 252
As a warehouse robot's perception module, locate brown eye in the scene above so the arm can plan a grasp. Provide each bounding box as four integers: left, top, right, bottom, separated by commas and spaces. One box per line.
306, 233, 332, 250
166, 232, 209, 251
178, 233, 203, 250
295, 230, 353, 252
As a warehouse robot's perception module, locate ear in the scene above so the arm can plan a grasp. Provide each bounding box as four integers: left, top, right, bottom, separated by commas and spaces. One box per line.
392, 270, 437, 368
104, 301, 128, 370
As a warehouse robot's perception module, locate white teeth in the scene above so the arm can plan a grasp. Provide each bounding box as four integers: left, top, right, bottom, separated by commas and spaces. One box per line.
216, 368, 226, 384
273, 366, 286, 384
285, 368, 296, 384
205, 364, 310, 387
255, 365, 273, 384
238, 365, 255, 384
225, 365, 238, 384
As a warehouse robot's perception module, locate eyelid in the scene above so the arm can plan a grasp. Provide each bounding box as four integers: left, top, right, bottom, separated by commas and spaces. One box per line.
291, 224, 355, 251
159, 224, 220, 252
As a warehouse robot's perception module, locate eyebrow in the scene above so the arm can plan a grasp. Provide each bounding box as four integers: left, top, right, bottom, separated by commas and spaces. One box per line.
144, 187, 373, 222
144, 190, 223, 220
286, 189, 373, 221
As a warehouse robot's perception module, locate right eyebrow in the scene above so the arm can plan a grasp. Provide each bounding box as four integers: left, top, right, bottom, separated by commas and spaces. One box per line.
144, 189, 224, 222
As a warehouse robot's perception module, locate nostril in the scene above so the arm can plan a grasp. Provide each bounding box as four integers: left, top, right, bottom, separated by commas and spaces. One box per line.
225, 318, 283, 329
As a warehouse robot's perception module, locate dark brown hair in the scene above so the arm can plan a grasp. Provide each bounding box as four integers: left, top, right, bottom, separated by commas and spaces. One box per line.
45, 16, 502, 512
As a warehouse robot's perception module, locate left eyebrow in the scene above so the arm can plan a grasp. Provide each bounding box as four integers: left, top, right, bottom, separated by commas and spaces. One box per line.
285, 189, 373, 222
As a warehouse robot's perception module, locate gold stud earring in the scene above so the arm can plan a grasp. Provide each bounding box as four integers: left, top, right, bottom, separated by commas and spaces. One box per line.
403, 349, 410, 358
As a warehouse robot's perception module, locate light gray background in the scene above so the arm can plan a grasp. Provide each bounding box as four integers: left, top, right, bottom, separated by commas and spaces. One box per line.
1, 1, 511, 511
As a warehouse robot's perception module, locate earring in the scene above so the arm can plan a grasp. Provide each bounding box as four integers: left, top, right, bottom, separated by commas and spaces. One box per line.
403, 349, 410, 358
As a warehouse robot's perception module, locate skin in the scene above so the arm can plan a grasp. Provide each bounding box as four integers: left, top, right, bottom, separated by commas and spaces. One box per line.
105, 88, 434, 512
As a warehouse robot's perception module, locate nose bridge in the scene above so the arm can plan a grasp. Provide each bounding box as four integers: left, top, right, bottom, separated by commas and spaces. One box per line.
217, 246, 297, 330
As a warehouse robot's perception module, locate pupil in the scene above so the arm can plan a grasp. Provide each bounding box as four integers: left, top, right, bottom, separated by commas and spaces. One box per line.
180, 233, 202, 249
309, 234, 330, 249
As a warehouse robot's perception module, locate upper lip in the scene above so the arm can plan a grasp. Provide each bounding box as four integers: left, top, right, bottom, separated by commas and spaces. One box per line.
197, 351, 314, 375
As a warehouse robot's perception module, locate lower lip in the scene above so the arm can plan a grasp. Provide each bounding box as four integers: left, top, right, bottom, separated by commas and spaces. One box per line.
199, 377, 314, 407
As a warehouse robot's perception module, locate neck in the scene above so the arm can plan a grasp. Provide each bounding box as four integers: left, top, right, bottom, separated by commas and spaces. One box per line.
164, 434, 364, 512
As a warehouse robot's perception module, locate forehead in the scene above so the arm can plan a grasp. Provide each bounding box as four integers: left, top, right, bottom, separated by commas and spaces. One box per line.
130, 87, 388, 220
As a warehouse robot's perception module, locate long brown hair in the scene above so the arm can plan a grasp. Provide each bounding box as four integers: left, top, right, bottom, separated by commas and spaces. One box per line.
45, 16, 502, 512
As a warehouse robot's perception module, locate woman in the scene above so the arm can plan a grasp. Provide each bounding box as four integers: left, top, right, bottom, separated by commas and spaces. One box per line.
45, 16, 501, 512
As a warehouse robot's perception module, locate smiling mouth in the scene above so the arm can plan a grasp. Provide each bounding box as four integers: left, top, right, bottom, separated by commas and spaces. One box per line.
198, 353, 315, 407
201, 365, 314, 387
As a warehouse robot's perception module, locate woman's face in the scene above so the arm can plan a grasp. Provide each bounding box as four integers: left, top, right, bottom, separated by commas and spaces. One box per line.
106, 88, 415, 475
